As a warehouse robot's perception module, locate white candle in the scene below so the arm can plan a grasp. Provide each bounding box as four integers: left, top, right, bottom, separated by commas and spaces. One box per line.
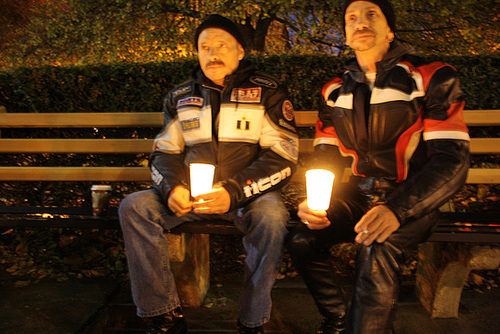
189, 163, 215, 197
305, 169, 335, 211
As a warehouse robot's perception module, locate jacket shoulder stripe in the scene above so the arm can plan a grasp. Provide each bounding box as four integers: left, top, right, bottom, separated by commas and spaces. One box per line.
322, 78, 343, 100
371, 87, 425, 104
399, 61, 450, 92
423, 130, 470, 141
334, 93, 354, 110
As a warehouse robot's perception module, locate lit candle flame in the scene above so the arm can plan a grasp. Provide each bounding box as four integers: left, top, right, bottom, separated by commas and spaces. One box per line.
189, 163, 215, 198
305, 169, 335, 211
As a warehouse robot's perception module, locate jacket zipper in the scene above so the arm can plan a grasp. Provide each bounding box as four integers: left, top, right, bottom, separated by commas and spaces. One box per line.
203, 83, 223, 181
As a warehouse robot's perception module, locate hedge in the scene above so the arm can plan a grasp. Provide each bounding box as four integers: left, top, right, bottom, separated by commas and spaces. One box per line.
0, 54, 498, 113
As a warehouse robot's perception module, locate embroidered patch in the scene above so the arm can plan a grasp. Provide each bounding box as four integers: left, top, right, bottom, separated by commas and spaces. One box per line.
177, 97, 203, 108
236, 117, 251, 131
180, 117, 200, 131
279, 119, 296, 132
230, 87, 262, 103
280, 140, 298, 157
250, 76, 278, 89
172, 84, 190, 97
282, 100, 294, 121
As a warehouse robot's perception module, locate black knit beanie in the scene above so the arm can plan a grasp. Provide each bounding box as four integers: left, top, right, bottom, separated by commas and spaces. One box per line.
341, 0, 396, 34
194, 14, 246, 51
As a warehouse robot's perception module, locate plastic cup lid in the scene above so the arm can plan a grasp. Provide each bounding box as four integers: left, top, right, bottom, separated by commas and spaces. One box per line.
91, 185, 113, 190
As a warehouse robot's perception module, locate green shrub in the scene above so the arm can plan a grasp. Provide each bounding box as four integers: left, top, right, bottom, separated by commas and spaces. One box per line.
1, 55, 497, 113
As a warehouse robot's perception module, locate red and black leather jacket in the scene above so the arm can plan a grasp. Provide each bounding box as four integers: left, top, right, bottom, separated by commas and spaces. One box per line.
150, 60, 298, 211
315, 45, 470, 224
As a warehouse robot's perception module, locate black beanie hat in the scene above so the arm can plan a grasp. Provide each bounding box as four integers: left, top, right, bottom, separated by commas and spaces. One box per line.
194, 14, 246, 51
341, 0, 396, 35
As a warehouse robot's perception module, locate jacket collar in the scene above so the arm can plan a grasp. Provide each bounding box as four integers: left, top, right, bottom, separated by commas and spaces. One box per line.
345, 44, 409, 82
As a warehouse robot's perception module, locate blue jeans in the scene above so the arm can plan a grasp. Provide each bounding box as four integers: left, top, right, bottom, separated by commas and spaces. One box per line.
118, 188, 289, 327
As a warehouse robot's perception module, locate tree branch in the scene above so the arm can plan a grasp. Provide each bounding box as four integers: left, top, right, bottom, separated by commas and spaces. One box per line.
397, 25, 458, 33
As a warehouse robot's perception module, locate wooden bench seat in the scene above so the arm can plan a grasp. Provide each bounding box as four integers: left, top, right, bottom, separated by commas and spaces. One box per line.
1, 109, 499, 316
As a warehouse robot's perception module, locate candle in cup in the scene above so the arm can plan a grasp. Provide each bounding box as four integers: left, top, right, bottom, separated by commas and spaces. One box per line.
305, 169, 335, 211
189, 163, 215, 198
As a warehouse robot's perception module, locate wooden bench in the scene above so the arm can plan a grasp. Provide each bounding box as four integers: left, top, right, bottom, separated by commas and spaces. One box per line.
1, 109, 499, 316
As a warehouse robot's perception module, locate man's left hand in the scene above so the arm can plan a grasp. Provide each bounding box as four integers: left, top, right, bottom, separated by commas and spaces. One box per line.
354, 205, 400, 246
192, 187, 231, 214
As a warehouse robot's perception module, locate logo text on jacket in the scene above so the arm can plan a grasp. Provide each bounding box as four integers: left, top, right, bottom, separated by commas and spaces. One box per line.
243, 166, 292, 198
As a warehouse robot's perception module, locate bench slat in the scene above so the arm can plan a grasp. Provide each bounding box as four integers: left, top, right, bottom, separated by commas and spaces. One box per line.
1, 110, 498, 128
470, 138, 500, 154
462, 109, 500, 126
0, 138, 154, 153
1, 211, 498, 242
426, 232, 500, 243
465, 168, 500, 184
0, 166, 152, 182
1, 137, 497, 154
0, 138, 313, 154
0, 166, 498, 183
0, 112, 165, 128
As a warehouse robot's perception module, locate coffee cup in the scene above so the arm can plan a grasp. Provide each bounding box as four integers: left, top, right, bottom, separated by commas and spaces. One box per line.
91, 185, 113, 216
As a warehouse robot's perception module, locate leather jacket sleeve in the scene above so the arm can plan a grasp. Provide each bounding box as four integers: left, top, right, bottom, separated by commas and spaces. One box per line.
149, 90, 189, 205
385, 139, 469, 224
385, 66, 470, 224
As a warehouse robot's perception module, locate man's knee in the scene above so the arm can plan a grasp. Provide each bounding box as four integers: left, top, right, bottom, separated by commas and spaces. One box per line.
356, 239, 404, 277
286, 226, 319, 258
118, 189, 165, 226
119, 191, 146, 216
247, 193, 289, 226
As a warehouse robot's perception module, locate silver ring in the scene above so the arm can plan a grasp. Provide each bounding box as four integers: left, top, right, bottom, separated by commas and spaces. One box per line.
362, 229, 371, 236
301, 219, 309, 225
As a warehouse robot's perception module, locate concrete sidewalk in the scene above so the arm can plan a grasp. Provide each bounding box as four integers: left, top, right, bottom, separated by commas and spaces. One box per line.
1, 264, 499, 334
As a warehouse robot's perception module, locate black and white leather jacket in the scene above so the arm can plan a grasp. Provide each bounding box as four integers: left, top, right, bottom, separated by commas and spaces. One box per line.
150, 60, 298, 211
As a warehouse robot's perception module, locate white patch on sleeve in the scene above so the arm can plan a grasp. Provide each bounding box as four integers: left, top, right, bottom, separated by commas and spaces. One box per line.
153, 117, 185, 154
260, 114, 298, 163
177, 106, 212, 145
423, 130, 470, 141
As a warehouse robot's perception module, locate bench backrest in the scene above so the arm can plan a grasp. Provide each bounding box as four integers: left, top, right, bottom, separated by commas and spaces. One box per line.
1, 110, 499, 183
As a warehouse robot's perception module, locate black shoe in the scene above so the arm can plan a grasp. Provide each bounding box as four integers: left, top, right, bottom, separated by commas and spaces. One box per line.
317, 315, 346, 334
145, 307, 187, 334
237, 319, 264, 334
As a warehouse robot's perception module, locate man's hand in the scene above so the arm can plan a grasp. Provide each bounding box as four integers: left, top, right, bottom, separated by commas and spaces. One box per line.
297, 200, 331, 230
192, 187, 231, 214
167, 186, 193, 217
354, 205, 400, 246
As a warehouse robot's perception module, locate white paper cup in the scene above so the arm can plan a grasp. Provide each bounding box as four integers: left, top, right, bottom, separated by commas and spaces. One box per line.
189, 163, 215, 198
91, 185, 113, 216
305, 169, 335, 211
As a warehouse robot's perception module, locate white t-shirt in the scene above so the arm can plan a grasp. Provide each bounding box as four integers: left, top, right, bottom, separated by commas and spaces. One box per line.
365, 72, 376, 89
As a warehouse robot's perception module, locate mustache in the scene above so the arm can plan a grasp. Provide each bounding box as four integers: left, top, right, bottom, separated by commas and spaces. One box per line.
207, 60, 224, 67
353, 29, 375, 36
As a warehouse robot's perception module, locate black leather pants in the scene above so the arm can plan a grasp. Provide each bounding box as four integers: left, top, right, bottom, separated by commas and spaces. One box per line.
287, 222, 350, 319
286, 179, 438, 334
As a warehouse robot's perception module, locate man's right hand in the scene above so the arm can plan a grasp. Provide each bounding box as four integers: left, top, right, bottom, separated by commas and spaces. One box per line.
168, 186, 193, 217
297, 200, 331, 230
